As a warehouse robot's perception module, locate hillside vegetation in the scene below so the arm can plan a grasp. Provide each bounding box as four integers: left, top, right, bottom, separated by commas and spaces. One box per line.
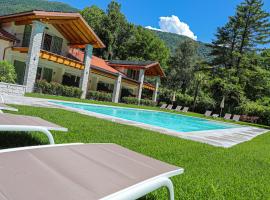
0, 0, 78, 15
152, 30, 213, 61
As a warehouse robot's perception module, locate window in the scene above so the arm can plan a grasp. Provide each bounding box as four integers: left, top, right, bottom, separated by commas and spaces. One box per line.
127, 69, 139, 80
43, 34, 53, 52
13, 60, 26, 85
62, 73, 80, 87
22, 25, 32, 47
42, 68, 53, 83
97, 82, 114, 93
42, 34, 63, 55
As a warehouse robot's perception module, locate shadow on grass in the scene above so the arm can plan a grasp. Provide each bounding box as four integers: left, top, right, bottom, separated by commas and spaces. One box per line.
0, 132, 43, 149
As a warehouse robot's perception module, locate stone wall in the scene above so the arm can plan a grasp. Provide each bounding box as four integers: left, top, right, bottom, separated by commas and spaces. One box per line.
0, 82, 26, 96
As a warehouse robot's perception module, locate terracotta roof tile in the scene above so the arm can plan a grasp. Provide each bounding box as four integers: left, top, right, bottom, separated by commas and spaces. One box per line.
0, 28, 18, 42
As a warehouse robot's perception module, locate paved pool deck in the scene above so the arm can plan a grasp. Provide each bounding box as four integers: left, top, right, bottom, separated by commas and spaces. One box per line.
2, 95, 269, 148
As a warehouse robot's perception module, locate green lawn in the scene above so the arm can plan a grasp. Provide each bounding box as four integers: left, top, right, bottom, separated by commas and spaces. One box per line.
1, 103, 270, 199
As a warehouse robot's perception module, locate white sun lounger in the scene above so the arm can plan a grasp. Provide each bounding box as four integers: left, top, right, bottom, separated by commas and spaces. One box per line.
160, 104, 167, 109
224, 113, 232, 120
0, 113, 67, 144
0, 103, 18, 112
175, 106, 182, 111
0, 143, 184, 200
182, 107, 189, 112
232, 115, 241, 121
204, 110, 212, 117
167, 104, 173, 110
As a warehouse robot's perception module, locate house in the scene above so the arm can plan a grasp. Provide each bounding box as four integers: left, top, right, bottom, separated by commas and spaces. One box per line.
0, 10, 164, 102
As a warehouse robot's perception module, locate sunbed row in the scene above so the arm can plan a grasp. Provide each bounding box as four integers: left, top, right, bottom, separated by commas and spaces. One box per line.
0, 102, 183, 200
160, 104, 189, 112
204, 110, 241, 121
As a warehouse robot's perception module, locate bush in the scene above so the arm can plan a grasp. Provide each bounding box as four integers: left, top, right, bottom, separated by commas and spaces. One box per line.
235, 101, 270, 125
0, 61, 17, 83
122, 97, 156, 107
87, 91, 112, 102
35, 80, 82, 98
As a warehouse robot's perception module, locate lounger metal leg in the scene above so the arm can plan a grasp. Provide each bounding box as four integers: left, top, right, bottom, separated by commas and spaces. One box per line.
0, 126, 55, 145
102, 177, 175, 200
40, 128, 55, 145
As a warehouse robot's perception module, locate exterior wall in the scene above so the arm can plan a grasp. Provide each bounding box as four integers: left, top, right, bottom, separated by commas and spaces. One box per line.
0, 39, 11, 61
0, 82, 26, 96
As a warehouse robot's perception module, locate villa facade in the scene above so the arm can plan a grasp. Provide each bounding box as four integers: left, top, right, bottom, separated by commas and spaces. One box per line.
0, 11, 164, 102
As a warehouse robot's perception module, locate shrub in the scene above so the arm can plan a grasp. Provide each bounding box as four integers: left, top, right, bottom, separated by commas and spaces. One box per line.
235, 101, 270, 125
122, 97, 139, 105
122, 97, 156, 107
87, 91, 112, 102
0, 61, 17, 84
35, 80, 82, 98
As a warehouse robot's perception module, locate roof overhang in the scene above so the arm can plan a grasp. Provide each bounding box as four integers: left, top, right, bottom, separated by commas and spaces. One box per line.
108, 62, 165, 77
0, 10, 105, 48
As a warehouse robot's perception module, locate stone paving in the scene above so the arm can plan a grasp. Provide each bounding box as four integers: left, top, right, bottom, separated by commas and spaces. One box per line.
2, 95, 269, 148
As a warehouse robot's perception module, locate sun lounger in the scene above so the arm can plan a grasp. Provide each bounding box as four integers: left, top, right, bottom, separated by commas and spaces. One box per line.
0, 103, 18, 112
175, 106, 182, 112
182, 107, 189, 112
0, 113, 67, 144
0, 143, 184, 200
224, 113, 232, 120
212, 114, 219, 118
167, 104, 173, 110
232, 115, 241, 121
160, 104, 167, 109
204, 110, 212, 117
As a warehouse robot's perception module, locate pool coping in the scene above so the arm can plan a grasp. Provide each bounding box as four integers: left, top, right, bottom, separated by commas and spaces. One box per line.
48, 100, 269, 148
48, 100, 243, 129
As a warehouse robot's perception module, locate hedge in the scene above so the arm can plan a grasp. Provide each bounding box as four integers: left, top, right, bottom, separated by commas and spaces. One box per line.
122, 97, 156, 107
35, 80, 82, 98
87, 91, 112, 102
235, 101, 270, 126
0, 61, 17, 84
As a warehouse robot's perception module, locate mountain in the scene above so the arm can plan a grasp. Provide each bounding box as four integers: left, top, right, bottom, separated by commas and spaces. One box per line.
0, 0, 212, 61
0, 0, 78, 16
151, 30, 213, 62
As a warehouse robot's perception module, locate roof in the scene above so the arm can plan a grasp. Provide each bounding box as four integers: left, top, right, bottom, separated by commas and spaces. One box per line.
108, 60, 165, 77
0, 28, 18, 42
0, 10, 105, 48
68, 48, 119, 74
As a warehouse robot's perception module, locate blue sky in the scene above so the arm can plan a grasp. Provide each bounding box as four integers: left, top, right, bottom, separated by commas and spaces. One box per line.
56, 0, 270, 43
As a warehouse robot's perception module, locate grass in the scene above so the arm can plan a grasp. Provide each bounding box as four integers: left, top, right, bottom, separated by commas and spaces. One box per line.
25, 93, 270, 129
2, 103, 270, 199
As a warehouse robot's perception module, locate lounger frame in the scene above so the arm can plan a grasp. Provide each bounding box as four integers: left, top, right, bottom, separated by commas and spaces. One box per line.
0, 125, 57, 144
0, 143, 183, 200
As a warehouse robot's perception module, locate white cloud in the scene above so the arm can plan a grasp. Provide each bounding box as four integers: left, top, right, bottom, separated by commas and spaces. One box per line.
146, 15, 197, 41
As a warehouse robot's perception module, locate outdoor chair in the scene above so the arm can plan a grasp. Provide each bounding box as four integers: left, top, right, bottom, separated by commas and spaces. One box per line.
167, 104, 173, 110
204, 110, 212, 117
160, 104, 167, 109
224, 113, 232, 120
0, 143, 184, 200
232, 115, 241, 122
175, 106, 182, 112
0, 103, 18, 112
212, 114, 219, 118
0, 113, 67, 144
182, 107, 189, 112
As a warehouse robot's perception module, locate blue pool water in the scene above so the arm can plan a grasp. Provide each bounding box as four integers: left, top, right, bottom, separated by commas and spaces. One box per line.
52, 101, 239, 132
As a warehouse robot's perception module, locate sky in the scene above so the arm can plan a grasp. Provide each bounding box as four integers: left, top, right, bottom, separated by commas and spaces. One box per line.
55, 0, 270, 43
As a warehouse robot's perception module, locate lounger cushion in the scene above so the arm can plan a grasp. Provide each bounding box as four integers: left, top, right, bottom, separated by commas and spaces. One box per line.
0, 113, 67, 131
0, 144, 182, 200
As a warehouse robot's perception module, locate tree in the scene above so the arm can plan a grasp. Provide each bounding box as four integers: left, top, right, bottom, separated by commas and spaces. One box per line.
0, 61, 17, 84
166, 40, 198, 93
210, 0, 270, 75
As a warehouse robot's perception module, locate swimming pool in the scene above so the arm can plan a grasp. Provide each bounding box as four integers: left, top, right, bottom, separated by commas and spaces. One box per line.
51, 101, 239, 132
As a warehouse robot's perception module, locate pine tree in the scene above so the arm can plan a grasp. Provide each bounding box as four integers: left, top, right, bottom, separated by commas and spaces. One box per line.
210, 0, 270, 74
